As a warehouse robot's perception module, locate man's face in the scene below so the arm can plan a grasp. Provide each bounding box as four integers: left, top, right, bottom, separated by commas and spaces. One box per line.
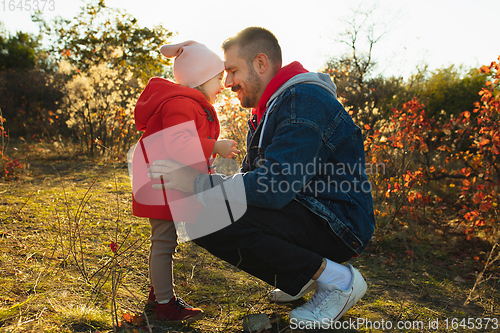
224, 45, 262, 109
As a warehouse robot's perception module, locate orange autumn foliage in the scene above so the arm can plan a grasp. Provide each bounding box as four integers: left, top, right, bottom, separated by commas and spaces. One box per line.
366, 56, 500, 240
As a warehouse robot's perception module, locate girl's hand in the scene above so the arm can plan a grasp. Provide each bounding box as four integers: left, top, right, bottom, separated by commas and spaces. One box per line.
213, 139, 240, 159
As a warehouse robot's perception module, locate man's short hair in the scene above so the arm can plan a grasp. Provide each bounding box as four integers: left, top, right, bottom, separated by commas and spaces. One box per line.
222, 27, 282, 67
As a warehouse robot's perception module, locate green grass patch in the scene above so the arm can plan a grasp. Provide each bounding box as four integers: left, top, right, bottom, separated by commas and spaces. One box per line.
0, 143, 498, 332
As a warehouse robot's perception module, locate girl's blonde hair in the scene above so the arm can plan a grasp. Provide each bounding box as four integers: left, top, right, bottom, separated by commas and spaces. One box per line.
194, 86, 210, 102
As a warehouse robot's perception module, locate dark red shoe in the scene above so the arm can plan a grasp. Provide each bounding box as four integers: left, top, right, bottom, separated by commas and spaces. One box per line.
156, 295, 204, 323
145, 286, 157, 311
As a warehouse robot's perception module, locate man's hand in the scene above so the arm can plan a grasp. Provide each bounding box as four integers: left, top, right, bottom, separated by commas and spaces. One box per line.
148, 160, 200, 193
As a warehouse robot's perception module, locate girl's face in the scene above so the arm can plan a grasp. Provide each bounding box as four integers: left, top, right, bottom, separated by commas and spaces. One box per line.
200, 71, 224, 104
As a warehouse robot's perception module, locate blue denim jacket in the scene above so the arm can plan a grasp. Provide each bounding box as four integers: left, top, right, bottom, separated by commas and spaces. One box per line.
195, 73, 375, 254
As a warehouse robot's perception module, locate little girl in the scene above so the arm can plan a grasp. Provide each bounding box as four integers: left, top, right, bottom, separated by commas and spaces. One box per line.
132, 40, 239, 322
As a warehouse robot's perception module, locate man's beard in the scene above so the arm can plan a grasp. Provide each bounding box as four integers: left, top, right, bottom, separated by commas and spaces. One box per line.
232, 67, 261, 108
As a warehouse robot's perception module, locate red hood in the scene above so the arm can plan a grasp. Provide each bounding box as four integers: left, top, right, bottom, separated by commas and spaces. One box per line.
135, 77, 213, 131
252, 61, 309, 126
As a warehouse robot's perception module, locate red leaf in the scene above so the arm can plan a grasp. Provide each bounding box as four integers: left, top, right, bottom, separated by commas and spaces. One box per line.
475, 220, 486, 227
109, 241, 118, 253
122, 313, 145, 326
479, 138, 490, 147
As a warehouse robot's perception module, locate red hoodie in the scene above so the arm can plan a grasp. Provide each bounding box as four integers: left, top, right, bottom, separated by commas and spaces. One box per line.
132, 77, 220, 220
252, 61, 309, 127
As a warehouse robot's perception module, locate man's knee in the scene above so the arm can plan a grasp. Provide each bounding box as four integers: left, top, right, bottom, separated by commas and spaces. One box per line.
191, 230, 220, 249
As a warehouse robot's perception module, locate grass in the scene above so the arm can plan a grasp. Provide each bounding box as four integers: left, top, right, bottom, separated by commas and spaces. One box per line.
0, 141, 499, 332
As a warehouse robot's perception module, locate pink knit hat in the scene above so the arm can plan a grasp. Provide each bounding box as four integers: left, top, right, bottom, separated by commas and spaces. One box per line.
160, 41, 225, 88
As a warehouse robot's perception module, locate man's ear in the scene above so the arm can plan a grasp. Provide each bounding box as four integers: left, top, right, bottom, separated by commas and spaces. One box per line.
254, 53, 270, 74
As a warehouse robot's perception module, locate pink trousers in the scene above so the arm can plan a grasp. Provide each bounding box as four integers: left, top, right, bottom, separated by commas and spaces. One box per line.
149, 218, 178, 302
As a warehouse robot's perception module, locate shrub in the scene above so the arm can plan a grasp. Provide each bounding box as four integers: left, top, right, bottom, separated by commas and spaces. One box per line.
367, 56, 500, 241
59, 54, 143, 158
0, 112, 22, 180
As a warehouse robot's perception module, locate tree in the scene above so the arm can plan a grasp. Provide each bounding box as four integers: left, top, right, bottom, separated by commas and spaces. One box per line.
335, 3, 389, 86
33, 0, 174, 82
323, 3, 406, 132
0, 68, 66, 140
60, 57, 142, 158
409, 65, 486, 120
0, 28, 66, 140
0, 29, 40, 70
30, 0, 175, 156
324, 57, 408, 128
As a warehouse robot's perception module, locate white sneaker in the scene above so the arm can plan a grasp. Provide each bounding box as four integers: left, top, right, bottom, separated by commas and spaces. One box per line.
289, 264, 367, 324
269, 280, 316, 302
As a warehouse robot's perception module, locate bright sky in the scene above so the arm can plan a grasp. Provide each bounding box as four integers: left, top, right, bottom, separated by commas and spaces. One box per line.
1, 0, 499, 79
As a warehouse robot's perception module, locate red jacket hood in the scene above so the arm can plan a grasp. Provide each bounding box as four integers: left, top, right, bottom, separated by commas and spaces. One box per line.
252, 61, 309, 126
135, 77, 213, 131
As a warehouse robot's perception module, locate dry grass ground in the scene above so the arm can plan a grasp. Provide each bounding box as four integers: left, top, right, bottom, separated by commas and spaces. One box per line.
0, 142, 498, 332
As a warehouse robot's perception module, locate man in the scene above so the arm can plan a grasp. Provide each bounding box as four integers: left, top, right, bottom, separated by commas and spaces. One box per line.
149, 27, 375, 325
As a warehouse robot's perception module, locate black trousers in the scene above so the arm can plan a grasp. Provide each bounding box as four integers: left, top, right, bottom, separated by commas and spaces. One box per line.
192, 199, 355, 295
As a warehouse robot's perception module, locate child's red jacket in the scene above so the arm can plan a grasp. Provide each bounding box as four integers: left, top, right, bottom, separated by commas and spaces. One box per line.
132, 77, 220, 220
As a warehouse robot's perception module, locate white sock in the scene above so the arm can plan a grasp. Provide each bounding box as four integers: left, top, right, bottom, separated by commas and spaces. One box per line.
157, 296, 173, 304
315, 259, 352, 291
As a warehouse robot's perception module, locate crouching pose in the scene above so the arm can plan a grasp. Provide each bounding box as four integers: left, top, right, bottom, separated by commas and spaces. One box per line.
148, 27, 375, 325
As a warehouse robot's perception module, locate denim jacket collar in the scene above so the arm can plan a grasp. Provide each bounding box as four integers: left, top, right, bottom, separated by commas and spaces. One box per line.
267, 72, 337, 107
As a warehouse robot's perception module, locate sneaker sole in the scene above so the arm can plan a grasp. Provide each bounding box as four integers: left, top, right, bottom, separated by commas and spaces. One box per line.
270, 280, 316, 302
157, 311, 205, 324
289, 265, 368, 324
